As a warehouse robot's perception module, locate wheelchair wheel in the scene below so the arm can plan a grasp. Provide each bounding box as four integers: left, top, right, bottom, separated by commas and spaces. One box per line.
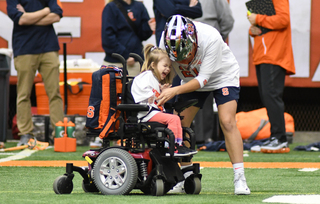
184, 176, 201, 194
140, 181, 172, 195
82, 180, 99, 193
151, 179, 164, 196
53, 175, 73, 194
92, 148, 138, 195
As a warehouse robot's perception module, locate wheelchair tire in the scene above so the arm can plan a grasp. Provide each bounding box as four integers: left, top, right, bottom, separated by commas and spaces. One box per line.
140, 181, 173, 195
53, 175, 73, 194
151, 179, 164, 196
92, 148, 138, 195
82, 180, 99, 193
184, 176, 201, 194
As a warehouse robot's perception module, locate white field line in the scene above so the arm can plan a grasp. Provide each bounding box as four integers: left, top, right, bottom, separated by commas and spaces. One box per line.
263, 195, 320, 204
0, 149, 37, 163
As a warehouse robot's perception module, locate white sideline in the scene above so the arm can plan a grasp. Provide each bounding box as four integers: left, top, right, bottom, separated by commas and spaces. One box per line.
0, 149, 37, 163
263, 195, 320, 204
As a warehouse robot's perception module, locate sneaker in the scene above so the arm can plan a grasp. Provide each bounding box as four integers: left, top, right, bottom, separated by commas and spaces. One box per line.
89, 137, 102, 148
168, 180, 185, 193
234, 172, 251, 195
260, 138, 290, 153
168, 170, 192, 194
250, 140, 270, 153
166, 144, 198, 157
250, 145, 261, 153
17, 134, 32, 147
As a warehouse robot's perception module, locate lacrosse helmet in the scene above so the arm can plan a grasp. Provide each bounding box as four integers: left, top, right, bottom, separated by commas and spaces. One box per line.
163, 15, 198, 62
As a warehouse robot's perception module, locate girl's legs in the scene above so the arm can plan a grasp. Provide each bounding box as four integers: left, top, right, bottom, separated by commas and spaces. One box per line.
148, 112, 183, 144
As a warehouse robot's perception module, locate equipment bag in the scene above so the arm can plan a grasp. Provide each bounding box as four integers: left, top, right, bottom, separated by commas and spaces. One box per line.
236, 108, 295, 143
86, 65, 123, 138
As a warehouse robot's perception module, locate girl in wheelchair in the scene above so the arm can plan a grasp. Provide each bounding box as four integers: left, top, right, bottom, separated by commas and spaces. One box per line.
131, 44, 197, 157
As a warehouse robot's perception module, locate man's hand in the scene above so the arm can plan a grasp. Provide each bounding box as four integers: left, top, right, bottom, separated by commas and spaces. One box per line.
127, 57, 135, 66
250, 25, 262, 35
16, 4, 25, 13
148, 18, 156, 32
189, 0, 198, 7
157, 87, 178, 106
247, 13, 257, 25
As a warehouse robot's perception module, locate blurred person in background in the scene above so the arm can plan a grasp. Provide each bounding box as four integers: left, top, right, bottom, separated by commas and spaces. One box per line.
7, 0, 64, 146
247, 0, 295, 153
102, 0, 154, 77
153, 0, 202, 46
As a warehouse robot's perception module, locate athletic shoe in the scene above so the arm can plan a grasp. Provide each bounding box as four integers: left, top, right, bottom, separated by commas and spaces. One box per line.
234, 172, 251, 195
260, 137, 290, 153
250, 140, 270, 153
165, 144, 198, 156
250, 145, 261, 153
168, 180, 185, 193
89, 137, 102, 148
168, 170, 192, 194
17, 134, 32, 147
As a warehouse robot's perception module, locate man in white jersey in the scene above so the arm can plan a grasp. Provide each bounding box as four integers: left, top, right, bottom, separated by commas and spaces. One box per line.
158, 15, 250, 195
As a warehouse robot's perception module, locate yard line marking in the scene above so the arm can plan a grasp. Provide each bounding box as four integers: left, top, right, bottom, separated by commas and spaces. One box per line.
263, 195, 320, 203
0, 153, 17, 155
298, 168, 319, 172
0, 149, 37, 163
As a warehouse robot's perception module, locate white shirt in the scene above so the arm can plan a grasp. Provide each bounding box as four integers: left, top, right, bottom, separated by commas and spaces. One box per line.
131, 70, 165, 122
159, 21, 239, 91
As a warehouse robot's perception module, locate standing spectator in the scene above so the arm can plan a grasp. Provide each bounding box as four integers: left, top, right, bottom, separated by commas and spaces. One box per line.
247, 0, 295, 153
159, 15, 250, 195
193, 0, 234, 143
153, 0, 202, 46
7, 0, 64, 146
102, 0, 154, 77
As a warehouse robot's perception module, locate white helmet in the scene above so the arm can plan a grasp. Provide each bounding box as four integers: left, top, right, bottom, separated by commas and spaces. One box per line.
163, 15, 198, 62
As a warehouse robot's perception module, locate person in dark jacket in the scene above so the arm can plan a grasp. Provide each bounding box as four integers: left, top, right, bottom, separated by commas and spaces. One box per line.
102, 0, 154, 77
7, 0, 64, 146
153, 0, 202, 46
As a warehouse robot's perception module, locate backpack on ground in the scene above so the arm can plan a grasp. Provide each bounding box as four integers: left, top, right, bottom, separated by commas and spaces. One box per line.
236, 108, 295, 143
85, 65, 123, 138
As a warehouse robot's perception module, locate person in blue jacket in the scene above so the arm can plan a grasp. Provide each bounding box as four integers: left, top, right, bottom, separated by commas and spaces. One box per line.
7, 0, 64, 147
153, 0, 202, 45
102, 0, 154, 77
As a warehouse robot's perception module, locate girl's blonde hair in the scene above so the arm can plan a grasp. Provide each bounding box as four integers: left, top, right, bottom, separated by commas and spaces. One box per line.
141, 44, 171, 84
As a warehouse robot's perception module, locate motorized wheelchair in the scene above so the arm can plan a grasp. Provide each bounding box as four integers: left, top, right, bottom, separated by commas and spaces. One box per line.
53, 53, 202, 196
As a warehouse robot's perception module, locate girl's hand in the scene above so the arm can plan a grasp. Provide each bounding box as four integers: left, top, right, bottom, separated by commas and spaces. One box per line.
148, 95, 155, 105
250, 25, 262, 35
159, 83, 172, 92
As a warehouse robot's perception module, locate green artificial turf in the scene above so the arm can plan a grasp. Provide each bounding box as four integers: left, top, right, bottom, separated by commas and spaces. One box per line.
2, 142, 317, 163
1, 141, 320, 203
0, 167, 319, 204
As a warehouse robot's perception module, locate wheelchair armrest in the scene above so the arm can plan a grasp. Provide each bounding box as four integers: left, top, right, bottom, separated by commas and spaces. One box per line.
116, 104, 149, 112
173, 99, 198, 113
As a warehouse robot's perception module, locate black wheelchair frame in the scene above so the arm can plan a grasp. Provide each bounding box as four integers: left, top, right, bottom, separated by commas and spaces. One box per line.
53, 53, 202, 196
